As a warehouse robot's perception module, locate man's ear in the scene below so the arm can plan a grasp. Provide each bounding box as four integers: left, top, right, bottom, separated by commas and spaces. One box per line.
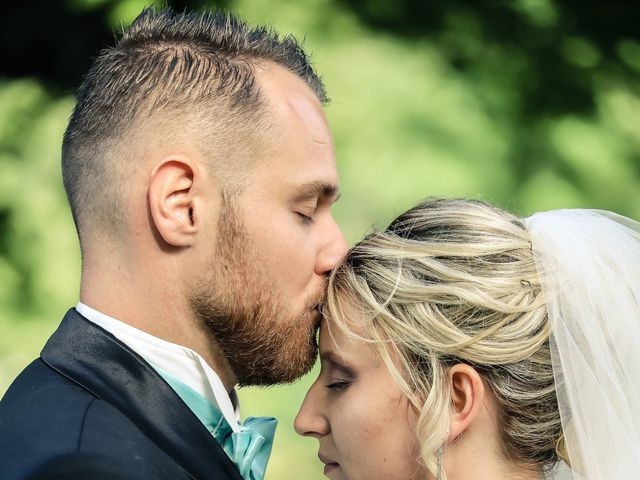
447, 363, 486, 441
148, 157, 200, 247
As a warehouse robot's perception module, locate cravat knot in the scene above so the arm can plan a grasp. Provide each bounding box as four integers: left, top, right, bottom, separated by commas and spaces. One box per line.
218, 416, 277, 480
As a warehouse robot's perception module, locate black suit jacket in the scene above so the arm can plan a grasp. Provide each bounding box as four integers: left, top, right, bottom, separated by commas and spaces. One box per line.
0, 309, 244, 480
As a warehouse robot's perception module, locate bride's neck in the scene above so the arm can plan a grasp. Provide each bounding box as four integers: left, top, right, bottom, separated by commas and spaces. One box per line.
445, 461, 542, 480
442, 429, 543, 480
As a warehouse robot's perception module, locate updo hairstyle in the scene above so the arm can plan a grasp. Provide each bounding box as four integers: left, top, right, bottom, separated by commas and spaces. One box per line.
326, 198, 567, 479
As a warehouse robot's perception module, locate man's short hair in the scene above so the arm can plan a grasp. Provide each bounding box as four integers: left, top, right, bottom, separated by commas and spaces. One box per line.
61, 7, 327, 242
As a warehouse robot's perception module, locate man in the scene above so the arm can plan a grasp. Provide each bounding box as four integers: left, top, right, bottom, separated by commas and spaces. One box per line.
0, 7, 347, 480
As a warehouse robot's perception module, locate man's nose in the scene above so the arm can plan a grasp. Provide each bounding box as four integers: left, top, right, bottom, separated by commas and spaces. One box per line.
315, 219, 348, 276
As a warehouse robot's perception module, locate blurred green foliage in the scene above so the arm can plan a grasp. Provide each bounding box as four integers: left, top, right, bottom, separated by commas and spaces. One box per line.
1, 0, 639, 478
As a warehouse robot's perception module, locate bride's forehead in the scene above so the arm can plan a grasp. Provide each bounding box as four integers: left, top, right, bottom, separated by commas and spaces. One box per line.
318, 321, 382, 366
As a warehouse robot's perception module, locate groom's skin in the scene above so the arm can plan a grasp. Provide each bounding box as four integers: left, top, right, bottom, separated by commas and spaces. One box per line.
0, 10, 347, 480
81, 62, 348, 390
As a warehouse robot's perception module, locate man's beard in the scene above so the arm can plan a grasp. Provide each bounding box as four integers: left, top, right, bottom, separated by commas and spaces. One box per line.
190, 201, 324, 387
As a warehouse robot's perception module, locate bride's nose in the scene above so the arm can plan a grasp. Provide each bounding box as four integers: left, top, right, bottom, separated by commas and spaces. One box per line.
294, 384, 330, 438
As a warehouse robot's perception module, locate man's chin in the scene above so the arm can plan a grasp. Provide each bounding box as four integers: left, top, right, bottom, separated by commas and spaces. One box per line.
239, 344, 318, 386
235, 324, 319, 387
201, 299, 323, 387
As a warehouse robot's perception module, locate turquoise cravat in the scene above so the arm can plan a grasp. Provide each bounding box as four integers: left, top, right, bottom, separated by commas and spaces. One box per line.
215, 415, 278, 480
156, 368, 277, 480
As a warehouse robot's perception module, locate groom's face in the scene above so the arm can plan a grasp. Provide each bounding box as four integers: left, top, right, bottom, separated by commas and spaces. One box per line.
191, 65, 347, 386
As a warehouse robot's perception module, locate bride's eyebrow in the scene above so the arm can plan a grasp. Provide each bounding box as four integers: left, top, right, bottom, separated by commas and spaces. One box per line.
320, 350, 354, 374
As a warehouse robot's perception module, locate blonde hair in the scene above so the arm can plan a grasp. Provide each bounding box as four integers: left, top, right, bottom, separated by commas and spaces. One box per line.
326, 198, 568, 478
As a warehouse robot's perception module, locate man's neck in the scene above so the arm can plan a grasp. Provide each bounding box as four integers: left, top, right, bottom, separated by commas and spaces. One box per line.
79, 273, 237, 391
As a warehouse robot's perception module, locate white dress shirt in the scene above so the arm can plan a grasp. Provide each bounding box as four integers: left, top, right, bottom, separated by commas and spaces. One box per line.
76, 302, 241, 434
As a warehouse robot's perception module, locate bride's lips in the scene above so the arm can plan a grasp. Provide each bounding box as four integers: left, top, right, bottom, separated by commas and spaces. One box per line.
319, 453, 340, 476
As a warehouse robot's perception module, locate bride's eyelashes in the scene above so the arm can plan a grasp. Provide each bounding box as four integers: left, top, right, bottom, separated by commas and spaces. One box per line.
325, 380, 351, 391
320, 352, 356, 391
324, 368, 354, 391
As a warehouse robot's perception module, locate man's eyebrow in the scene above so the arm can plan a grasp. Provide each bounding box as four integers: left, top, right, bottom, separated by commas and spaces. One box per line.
292, 181, 341, 202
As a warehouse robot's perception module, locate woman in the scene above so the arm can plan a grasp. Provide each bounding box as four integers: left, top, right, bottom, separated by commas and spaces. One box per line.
295, 198, 640, 480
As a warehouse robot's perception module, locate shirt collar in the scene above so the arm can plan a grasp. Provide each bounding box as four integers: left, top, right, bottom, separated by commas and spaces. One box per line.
76, 302, 241, 432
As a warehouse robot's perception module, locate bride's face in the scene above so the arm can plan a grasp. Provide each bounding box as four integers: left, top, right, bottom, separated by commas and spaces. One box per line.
295, 322, 427, 480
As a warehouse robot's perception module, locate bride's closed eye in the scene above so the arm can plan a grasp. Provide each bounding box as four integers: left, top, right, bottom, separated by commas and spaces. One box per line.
325, 379, 351, 391
320, 350, 356, 392
323, 363, 355, 392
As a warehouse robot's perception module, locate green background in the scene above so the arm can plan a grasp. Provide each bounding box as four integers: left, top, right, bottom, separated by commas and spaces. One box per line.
1, 1, 639, 478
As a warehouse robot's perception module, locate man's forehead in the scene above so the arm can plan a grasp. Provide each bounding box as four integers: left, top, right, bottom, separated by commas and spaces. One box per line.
255, 63, 330, 141
255, 61, 320, 102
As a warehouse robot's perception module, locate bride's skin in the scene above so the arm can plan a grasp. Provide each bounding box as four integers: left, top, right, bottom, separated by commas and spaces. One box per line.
295, 322, 543, 480
295, 322, 425, 480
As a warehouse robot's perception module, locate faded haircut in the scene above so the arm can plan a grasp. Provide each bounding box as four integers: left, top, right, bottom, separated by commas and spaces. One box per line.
61, 6, 327, 242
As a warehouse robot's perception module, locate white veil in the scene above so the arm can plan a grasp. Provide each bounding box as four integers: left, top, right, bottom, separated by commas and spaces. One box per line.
524, 210, 640, 480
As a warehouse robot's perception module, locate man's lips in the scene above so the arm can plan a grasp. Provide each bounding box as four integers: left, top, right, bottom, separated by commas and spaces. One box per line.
311, 305, 323, 327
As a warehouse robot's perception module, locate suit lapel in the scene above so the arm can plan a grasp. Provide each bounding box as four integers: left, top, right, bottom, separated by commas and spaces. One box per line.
41, 309, 243, 480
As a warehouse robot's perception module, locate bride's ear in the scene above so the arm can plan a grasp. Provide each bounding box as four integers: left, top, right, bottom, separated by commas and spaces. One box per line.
447, 363, 486, 441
